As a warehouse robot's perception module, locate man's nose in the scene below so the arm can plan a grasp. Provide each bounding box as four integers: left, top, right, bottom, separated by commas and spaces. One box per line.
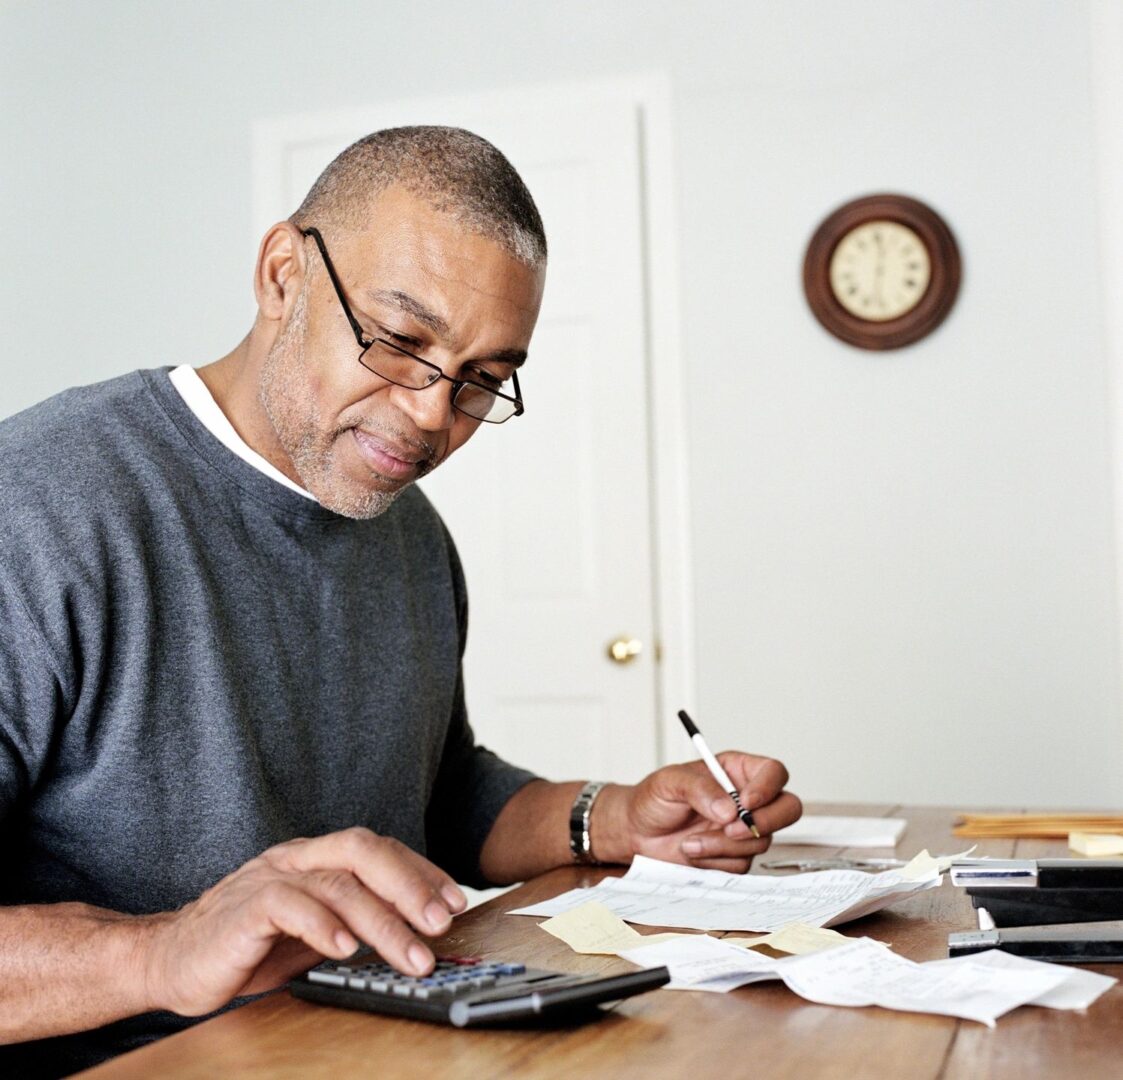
392, 379, 455, 432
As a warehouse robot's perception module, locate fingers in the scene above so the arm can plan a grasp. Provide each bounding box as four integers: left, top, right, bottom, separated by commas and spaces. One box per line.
646, 762, 742, 831
292, 869, 436, 976
651, 755, 794, 835
677, 790, 801, 867
717, 752, 790, 811
684, 855, 755, 874
681, 828, 770, 861
152, 828, 471, 1018
251, 880, 359, 965
270, 828, 465, 934
727, 790, 803, 839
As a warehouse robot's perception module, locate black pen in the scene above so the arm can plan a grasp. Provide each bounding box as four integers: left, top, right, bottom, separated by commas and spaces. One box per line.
677, 710, 760, 839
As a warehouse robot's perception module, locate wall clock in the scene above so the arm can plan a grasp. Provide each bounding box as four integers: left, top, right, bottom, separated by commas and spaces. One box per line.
802, 193, 961, 350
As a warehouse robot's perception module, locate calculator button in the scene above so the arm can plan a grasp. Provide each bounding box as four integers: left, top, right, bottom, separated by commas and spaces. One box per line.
346, 977, 367, 989
496, 963, 526, 975
391, 984, 415, 997
367, 980, 390, 993
470, 976, 497, 988
414, 986, 452, 1000
308, 971, 347, 987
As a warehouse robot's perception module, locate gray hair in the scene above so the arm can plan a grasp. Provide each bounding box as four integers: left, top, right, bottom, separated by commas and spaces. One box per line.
291, 125, 546, 267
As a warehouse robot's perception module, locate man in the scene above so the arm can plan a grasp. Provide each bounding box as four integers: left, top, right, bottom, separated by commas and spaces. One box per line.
0, 127, 800, 1074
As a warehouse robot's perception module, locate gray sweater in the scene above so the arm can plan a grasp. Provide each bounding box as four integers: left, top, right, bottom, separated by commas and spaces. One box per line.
0, 369, 535, 1074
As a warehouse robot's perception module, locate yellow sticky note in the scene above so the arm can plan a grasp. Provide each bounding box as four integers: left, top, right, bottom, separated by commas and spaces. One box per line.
756, 923, 850, 955
538, 901, 704, 955
719, 924, 849, 955
898, 846, 976, 881
539, 901, 642, 953
1069, 832, 1123, 856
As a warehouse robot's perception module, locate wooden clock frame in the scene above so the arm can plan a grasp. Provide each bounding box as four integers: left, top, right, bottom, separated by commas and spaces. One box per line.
802, 193, 961, 350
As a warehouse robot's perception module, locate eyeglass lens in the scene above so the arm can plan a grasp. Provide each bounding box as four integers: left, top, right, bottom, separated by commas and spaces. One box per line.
358, 341, 518, 423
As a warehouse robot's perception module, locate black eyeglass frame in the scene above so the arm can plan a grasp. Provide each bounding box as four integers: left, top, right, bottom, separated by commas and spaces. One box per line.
300, 226, 524, 424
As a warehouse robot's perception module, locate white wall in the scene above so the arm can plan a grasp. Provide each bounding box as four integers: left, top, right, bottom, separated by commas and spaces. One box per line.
2, 0, 1120, 807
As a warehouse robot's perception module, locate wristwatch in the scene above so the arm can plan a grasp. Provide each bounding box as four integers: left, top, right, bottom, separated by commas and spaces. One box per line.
569, 781, 607, 864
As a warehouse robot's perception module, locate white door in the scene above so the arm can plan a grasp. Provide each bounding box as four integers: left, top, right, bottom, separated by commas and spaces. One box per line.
254, 81, 682, 784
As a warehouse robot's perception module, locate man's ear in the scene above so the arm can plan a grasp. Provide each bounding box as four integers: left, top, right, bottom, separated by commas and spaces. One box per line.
254, 222, 307, 322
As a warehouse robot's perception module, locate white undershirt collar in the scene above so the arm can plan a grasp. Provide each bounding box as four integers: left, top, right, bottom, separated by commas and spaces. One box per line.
167, 365, 317, 501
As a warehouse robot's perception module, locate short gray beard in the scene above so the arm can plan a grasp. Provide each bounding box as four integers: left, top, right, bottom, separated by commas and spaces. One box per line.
259, 282, 407, 520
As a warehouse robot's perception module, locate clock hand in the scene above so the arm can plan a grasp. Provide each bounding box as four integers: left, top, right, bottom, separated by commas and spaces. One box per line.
872, 230, 886, 306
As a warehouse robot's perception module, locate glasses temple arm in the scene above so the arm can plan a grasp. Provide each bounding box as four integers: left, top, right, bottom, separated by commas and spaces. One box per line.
300, 227, 369, 346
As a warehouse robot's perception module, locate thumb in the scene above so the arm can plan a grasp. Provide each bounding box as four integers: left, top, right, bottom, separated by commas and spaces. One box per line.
646, 762, 739, 829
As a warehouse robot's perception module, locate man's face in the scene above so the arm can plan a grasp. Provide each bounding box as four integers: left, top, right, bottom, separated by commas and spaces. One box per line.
260, 187, 545, 519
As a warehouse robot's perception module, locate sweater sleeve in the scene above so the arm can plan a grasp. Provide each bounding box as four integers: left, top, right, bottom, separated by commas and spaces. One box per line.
0, 578, 67, 824
423, 530, 536, 887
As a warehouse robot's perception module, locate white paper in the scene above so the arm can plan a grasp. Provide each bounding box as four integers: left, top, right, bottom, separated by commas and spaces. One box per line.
509, 854, 939, 932
775, 939, 1066, 1027
619, 933, 782, 992
619, 934, 1094, 1025
772, 815, 907, 848
925, 949, 1117, 1010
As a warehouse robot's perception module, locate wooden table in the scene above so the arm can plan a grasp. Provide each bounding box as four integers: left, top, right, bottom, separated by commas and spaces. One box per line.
77, 805, 1123, 1079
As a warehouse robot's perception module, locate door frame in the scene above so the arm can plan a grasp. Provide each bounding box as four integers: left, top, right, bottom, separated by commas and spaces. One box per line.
1090, 1, 1123, 732
252, 73, 695, 767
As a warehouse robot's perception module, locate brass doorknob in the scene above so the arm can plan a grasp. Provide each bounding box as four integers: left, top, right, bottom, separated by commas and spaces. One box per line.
607, 637, 643, 664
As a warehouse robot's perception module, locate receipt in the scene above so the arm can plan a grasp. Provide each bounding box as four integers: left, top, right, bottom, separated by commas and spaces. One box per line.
511, 853, 940, 931
614, 934, 1114, 1025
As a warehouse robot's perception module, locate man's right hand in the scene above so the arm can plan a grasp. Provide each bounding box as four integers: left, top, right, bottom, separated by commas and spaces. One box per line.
140, 828, 467, 1017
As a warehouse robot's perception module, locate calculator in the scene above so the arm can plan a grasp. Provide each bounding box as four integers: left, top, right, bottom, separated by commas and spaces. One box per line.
290, 953, 671, 1028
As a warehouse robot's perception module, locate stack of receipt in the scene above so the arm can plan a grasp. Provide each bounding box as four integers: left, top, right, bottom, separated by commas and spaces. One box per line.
510, 852, 945, 932
616, 934, 1114, 1025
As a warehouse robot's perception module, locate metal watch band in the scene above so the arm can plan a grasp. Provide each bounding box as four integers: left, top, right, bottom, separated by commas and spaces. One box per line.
569, 781, 607, 864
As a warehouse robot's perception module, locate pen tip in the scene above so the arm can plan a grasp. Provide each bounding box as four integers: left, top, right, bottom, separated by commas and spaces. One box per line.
677, 710, 699, 737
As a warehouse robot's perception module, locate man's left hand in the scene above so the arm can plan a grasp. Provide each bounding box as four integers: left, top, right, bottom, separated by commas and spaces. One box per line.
592, 753, 801, 873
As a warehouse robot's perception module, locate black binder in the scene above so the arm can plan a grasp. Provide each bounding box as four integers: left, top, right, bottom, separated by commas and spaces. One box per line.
952, 858, 1123, 927
966, 887, 1123, 927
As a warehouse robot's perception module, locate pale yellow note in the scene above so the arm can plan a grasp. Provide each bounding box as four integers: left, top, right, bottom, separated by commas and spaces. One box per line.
541, 903, 868, 959
538, 901, 685, 954
898, 846, 976, 881
1069, 831, 1123, 856
753, 923, 850, 955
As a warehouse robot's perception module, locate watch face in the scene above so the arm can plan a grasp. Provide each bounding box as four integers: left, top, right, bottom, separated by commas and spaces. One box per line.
828, 220, 932, 322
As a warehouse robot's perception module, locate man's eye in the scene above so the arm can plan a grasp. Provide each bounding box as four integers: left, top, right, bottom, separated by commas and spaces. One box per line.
466, 368, 504, 390
380, 328, 422, 349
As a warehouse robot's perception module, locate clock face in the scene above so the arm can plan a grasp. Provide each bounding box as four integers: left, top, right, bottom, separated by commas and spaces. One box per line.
828, 220, 932, 322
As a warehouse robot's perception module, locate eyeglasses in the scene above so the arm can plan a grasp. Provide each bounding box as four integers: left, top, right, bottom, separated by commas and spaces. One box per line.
300, 227, 525, 424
